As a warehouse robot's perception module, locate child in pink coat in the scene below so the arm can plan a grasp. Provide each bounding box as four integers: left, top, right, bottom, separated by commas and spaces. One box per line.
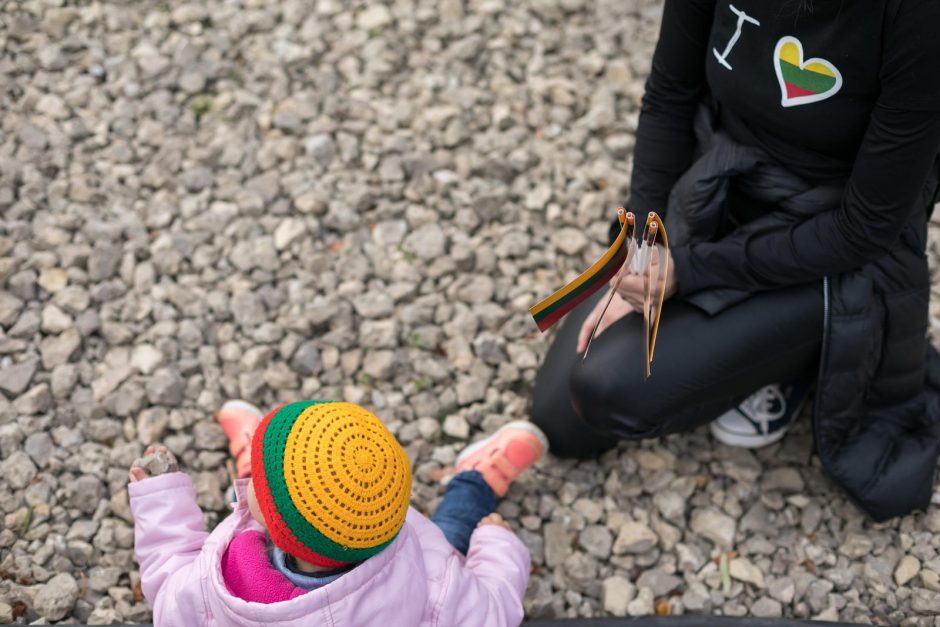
128, 399, 548, 627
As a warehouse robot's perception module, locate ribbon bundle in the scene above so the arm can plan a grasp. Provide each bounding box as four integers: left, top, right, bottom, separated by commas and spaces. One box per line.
530, 209, 669, 378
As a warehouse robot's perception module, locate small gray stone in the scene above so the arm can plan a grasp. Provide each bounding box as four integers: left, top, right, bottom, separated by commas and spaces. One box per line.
304, 134, 336, 166
730, 558, 766, 588
88, 246, 121, 281
171, 4, 207, 24
805, 579, 834, 613
452, 274, 494, 304
676, 542, 706, 573
442, 414, 470, 440
352, 292, 394, 319
895, 555, 921, 586
361, 350, 397, 379
51, 363, 78, 397
838, 533, 874, 558
40, 328, 81, 368
602, 576, 635, 617
2, 450, 37, 489
911, 588, 940, 614
193, 421, 228, 451
88, 566, 122, 592
69, 475, 103, 514
550, 227, 589, 256
653, 490, 685, 521
636, 568, 682, 597
290, 341, 322, 376
563, 551, 598, 583
34, 572, 80, 621
690, 508, 737, 549
544, 522, 572, 567
137, 408, 170, 443
360, 319, 398, 348
0, 357, 38, 396
613, 521, 658, 555
768, 576, 796, 604
134, 450, 179, 476
146, 368, 185, 406
472, 334, 507, 365
572, 498, 603, 524
403, 224, 446, 261
24, 432, 53, 467
456, 376, 486, 405
37, 45, 68, 71
14, 383, 52, 414
762, 467, 804, 493
627, 587, 654, 617
579, 525, 613, 559
132, 344, 164, 375
751, 597, 783, 618
0, 291, 24, 327
357, 4, 393, 29
682, 582, 712, 611
274, 218, 307, 250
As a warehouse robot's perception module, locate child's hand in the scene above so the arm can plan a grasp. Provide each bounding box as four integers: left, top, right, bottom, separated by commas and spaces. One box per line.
477, 513, 511, 531
129, 445, 179, 483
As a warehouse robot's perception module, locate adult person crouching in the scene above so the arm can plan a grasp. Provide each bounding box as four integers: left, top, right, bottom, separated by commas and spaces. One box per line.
531, 0, 940, 521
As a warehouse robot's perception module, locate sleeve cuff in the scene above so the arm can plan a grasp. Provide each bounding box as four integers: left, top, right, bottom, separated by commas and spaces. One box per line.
127, 471, 193, 499
671, 245, 701, 296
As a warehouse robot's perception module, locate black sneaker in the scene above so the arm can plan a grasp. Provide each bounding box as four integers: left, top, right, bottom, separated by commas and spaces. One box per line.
710, 378, 812, 448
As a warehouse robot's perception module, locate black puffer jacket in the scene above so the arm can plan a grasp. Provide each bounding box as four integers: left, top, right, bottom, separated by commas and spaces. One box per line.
665, 109, 940, 521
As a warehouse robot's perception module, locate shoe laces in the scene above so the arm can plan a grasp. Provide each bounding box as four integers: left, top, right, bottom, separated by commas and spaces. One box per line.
740, 385, 785, 428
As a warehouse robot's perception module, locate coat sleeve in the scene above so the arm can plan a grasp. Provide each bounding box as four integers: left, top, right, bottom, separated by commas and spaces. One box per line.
435, 526, 530, 627
128, 472, 210, 614
629, 0, 716, 214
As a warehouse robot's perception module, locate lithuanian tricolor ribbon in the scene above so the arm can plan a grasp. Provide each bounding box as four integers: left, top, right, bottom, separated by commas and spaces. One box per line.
530, 209, 670, 378
529, 208, 633, 333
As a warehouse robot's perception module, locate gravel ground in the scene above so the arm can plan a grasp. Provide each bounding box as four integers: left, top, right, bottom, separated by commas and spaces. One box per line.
3, 0, 940, 624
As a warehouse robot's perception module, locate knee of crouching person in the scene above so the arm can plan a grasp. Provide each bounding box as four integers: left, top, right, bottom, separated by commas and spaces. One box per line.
569, 361, 658, 439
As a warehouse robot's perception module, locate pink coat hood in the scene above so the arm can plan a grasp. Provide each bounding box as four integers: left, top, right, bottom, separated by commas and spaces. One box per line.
129, 472, 530, 627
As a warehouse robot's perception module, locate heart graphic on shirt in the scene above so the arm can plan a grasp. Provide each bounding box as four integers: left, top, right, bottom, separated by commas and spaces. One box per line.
774, 36, 843, 107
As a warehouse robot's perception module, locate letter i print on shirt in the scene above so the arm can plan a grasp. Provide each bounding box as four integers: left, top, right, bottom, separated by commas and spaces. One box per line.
712, 4, 760, 70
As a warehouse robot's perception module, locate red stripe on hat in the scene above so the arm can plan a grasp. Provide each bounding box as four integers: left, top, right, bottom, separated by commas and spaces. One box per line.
250, 407, 351, 568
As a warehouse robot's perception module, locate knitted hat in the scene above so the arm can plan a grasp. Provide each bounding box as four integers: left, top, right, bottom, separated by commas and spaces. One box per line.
250, 400, 411, 567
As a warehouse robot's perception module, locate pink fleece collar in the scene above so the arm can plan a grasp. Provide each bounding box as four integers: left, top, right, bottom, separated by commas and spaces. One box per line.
220, 530, 308, 604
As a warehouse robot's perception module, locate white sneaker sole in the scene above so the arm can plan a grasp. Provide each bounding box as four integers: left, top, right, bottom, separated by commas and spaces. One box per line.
220, 399, 264, 419
710, 420, 789, 449
456, 420, 550, 466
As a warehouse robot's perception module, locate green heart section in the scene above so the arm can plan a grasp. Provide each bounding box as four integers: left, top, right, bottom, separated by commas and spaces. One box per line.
779, 59, 837, 95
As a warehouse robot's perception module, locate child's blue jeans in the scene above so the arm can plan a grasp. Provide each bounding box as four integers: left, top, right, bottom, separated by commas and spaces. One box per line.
430, 470, 496, 555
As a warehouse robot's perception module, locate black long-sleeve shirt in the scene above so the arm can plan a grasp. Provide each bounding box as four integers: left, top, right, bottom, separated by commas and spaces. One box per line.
629, 0, 940, 296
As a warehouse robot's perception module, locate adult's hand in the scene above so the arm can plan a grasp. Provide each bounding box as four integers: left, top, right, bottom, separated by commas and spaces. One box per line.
576, 292, 634, 353
612, 247, 677, 311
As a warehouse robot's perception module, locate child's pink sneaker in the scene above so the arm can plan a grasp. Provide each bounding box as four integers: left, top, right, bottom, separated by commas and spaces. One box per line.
216, 400, 264, 479
454, 421, 549, 497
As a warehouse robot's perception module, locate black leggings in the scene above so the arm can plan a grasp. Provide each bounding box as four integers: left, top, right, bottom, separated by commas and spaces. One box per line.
530, 284, 824, 459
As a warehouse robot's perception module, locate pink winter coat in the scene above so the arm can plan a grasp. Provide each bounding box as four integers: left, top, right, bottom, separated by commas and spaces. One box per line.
129, 473, 531, 627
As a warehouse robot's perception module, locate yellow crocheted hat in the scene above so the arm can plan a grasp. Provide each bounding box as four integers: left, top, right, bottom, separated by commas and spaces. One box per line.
251, 400, 412, 567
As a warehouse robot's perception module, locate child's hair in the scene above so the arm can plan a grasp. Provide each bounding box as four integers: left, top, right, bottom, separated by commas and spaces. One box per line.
250, 400, 412, 567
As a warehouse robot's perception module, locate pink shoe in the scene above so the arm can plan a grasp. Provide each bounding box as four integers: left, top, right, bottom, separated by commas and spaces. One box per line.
455, 421, 549, 497
216, 400, 264, 479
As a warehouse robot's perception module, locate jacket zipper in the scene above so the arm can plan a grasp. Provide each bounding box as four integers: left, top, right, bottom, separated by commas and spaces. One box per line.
813, 276, 831, 453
